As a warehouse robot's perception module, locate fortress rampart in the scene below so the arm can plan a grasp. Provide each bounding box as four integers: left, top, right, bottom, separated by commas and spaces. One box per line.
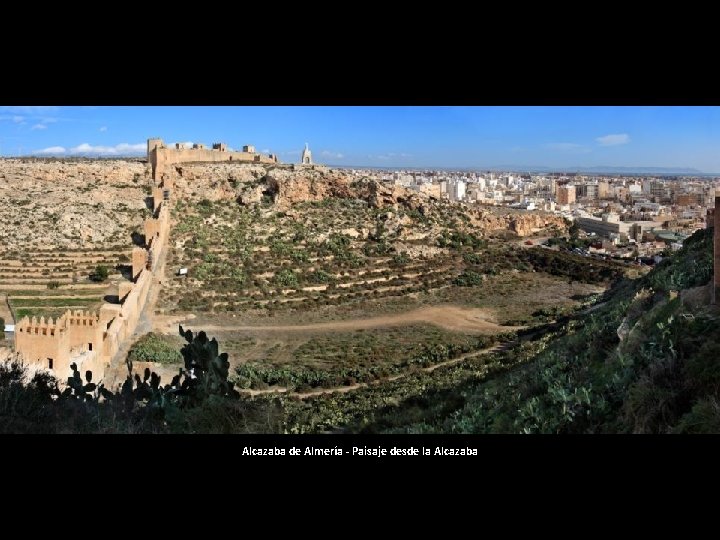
14, 135, 288, 383
15, 161, 173, 384
147, 138, 278, 180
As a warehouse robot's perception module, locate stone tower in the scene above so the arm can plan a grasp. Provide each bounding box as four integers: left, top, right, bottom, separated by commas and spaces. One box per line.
301, 143, 312, 165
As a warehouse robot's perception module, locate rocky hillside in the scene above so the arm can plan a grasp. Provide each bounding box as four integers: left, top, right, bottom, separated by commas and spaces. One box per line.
171, 163, 567, 239
0, 159, 147, 250
384, 227, 719, 434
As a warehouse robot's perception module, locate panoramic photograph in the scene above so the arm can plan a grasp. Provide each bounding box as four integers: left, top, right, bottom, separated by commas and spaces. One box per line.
0, 105, 718, 435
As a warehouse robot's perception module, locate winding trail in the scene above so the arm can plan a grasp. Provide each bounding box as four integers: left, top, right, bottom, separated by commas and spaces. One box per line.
155, 305, 523, 336
240, 340, 514, 400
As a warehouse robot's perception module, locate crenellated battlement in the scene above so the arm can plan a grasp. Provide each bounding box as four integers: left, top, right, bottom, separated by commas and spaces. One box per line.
65, 309, 100, 327
17, 310, 102, 334
16, 315, 67, 336
147, 137, 278, 180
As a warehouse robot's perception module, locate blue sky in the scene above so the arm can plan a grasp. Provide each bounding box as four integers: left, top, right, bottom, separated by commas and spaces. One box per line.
1, 106, 719, 171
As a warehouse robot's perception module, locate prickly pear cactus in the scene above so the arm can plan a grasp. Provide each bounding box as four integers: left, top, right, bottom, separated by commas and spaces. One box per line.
179, 325, 236, 398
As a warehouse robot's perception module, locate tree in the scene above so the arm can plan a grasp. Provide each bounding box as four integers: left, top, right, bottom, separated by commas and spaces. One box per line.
92, 265, 109, 282
568, 222, 580, 240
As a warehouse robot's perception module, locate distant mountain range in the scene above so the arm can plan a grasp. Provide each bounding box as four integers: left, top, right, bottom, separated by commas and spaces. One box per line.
557, 166, 703, 175
487, 165, 706, 175
336, 164, 710, 175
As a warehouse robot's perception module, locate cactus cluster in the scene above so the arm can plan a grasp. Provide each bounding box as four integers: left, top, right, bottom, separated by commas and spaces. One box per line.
55, 325, 239, 421
178, 325, 237, 401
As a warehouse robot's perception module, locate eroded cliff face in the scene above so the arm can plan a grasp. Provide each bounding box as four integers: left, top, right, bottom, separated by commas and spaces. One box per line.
265, 169, 355, 210
466, 209, 567, 237
174, 163, 567, 238
509, 213, 567, 236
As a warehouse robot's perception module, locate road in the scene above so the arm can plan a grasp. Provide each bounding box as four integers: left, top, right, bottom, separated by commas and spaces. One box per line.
517, 236, 550, 249
155, 305, 524, 336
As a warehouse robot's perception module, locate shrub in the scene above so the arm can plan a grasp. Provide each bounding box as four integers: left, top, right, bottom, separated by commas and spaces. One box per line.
392, 252, 411, 266
453, 270, 485, 287
91, 265, 109, 282
273, 269, 299, 288
127, 333, 183, 365
47, 281, 61, 290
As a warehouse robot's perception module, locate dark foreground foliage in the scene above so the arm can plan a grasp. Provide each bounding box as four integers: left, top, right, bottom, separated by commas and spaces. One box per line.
0, 326, 283, 433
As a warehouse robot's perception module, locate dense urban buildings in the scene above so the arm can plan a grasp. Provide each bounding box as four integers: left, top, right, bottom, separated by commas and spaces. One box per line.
339, 166, 719, 259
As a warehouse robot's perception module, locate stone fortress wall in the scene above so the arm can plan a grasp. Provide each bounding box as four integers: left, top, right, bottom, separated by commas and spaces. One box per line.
148, 138, 278, 180
15, 147, 174, 383
14, 136, 287, 384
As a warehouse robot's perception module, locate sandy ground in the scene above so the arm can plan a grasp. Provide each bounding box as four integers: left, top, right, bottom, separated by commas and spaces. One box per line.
154, 305, 522, 336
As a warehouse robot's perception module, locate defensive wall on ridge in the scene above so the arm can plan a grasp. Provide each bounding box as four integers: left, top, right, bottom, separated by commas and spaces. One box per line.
15, 157, 173, 383
147, 138, 278, 180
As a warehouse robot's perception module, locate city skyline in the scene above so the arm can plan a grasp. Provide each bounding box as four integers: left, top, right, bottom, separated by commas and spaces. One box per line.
1, 106, 719, 172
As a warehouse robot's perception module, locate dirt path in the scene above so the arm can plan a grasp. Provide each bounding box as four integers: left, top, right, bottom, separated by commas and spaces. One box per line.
154, 305, 523, 336
0, 293, 13, 325
241, 340, 512, 400
517, 236, 550, 248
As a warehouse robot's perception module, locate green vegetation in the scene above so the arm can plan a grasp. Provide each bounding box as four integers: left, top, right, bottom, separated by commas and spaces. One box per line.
437, 231, 487, 250
1, 225, 713, 433
127, 333, 183, 365
519, 248, 624, 283
371, 227, 718, 433
91, 265, 109, 282
234, 330, 499, 392
162, 197, 612, 321
454, 270, 485, 287
11, 297, 98, 308
272, 269, 299, 288
4, 289, 101, 297
47, 281, 61, 290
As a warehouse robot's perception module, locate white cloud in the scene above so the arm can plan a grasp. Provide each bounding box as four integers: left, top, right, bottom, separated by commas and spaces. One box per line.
596, 133, 630, 146
13, 116, 24, 123
321, 150, 345, 159
31, 124, 47, 130
115, 143, 146, 153
99, 126, 107, 132
36, 146, 66, 154
69, 142, 146, 155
